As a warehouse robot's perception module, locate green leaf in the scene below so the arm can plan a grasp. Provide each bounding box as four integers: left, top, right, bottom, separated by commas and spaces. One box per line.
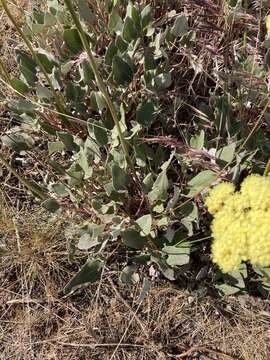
63, 29, 83, 54
215, 283, 240, 296
139, 277, 151, 301
190, 130, 204, 149
85, 137, 101, 161
112, 164, 129, 191
133, 254, 151, 265
112, 56, 134, 85
91, 91, 107, 113
154, 72, 172, 89
162, 245, 190, 266
93, 122, 108, 146
148, 170, 169, 202
36, 49, 57, 74
38, 122, 55, 137
78, 233, 99, 250
33, 10, 45, 24
66, 82, 79, 102
127, 2, 141, 30
81, 223, 105, 238
265, 49, 270, 71
78, 0, 94, 23
171, 14, 188, 37
15, 99, 37, 112
151, 255, 175, 280
42, 198, 60, 213
77, 148, 93, 179
10, 78, 29, 94
36, 85, 53, 99
166, 185, 180, 210
48, 0, 60, 14
122, 228, 147, 249
77, 223, 105, 250
216, 142, 236, 163
61, 62, 73, 76
50, 183, 69, 197
57, 132, 80, 152
120, 265, 140, 285
32, 24, 45, 33
105, 42, 118, 66
180, 203, 198, 236
142, 173, 154, 192
187, 170, 217, 197
253, 266, 270, 278
16, 50, 37, 72
44, 12, 57, 26
141, 4, 152, 28
108, 8, 123, 33
51, 67, 63, 90
80, 59, 94, 84
1, 133, 34, 152
122, 17, 137, 42
136, 214, 152, 235
63, 258, 103, 294
21, 65, 38, 86
48, 140, 65, 155
156, 216, 169, 227
115, 35, 128, 52
48, 160, 66, 175
136, 100, 155, 127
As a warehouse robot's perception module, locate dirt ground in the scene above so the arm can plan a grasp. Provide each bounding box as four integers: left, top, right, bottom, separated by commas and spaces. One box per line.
0, 208, 270, 360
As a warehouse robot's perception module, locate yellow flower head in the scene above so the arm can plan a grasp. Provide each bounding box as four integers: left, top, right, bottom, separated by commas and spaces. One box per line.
240, 174, 270, 211
266, 15, 270, 34
206, 182, 235, 214
207, 174, 270, 272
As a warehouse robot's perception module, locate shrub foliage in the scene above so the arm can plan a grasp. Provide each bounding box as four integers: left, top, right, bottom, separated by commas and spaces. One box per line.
0, 0, 270, 296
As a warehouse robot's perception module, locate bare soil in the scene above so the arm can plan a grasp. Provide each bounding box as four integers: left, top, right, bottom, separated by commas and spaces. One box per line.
0, 208, 270, 360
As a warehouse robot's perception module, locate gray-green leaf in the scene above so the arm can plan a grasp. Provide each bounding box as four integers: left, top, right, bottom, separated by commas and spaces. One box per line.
187, 170, 217, 197
11, 78, 29, 94
42, 198, 60, 213
63, 29, 83, 54
112, 164, 129, 191
171, 14, 188, 37
163, 245, 190, 266
136, 100, 155, 127
57, 132, 80, 152
154, 72, 172, 89
78, 0, 94, 23
141, 4, 152, 28
112, 56, 134, 85
1, 133, 35, 152
63, 258, 103, 294
48, 141, 65, 155
136, 214, 152, 235
93, 122, 108, 146
122, 17, 137, 42
120, 265, 140, 285
122, 228, 147, 249
148, 170, 169, 202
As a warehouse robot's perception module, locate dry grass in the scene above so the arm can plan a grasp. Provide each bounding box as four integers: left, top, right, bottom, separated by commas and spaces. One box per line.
1, 204, 270, 360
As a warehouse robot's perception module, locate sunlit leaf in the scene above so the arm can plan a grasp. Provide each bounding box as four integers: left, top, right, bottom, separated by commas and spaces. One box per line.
63, 258, 103, 294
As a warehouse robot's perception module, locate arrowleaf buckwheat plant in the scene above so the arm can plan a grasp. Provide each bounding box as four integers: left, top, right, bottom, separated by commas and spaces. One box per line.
0, 0, 270, 296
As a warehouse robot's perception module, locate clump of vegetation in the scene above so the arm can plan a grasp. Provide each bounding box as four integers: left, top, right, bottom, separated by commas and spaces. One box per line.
0, 0, 270, 296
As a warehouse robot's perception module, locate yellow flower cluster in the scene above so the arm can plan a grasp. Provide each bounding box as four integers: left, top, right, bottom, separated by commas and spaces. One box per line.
267, 15, 270, 34
206, 175, 270, 273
